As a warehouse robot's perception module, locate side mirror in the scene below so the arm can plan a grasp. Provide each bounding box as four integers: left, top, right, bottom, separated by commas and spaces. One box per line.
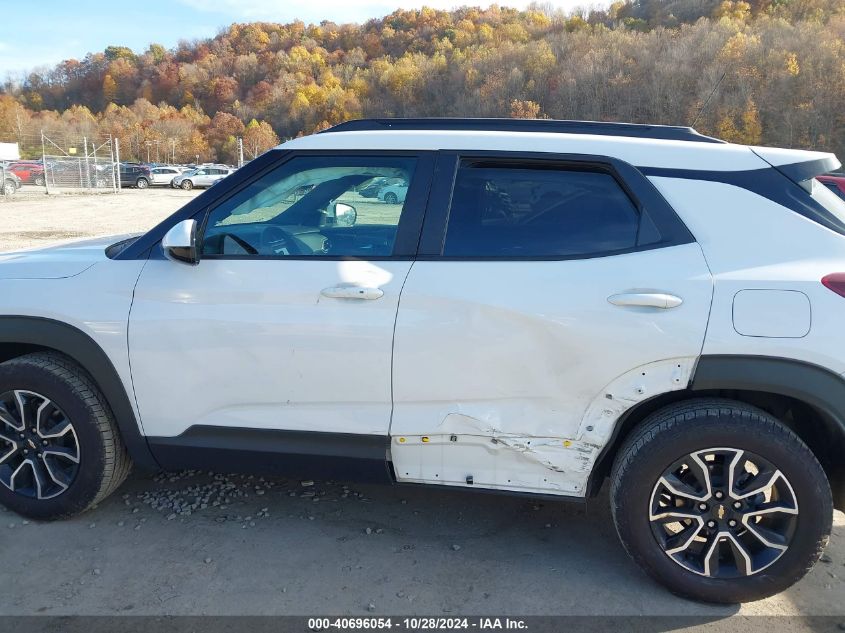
334, 202, 357, 227
162, 219, 199, 264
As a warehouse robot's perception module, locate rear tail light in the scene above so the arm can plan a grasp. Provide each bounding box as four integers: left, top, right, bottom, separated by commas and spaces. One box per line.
822, 273, 845, 298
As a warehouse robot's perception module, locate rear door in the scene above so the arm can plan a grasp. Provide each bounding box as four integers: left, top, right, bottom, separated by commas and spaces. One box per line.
390, 152, 713, 496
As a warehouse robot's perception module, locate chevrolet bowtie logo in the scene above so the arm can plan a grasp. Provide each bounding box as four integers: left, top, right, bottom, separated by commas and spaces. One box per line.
717, 505, 726, 520
27, 439, 37, 450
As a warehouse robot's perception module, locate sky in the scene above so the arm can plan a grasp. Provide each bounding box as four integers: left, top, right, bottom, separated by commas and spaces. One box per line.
0, 0, 608, 76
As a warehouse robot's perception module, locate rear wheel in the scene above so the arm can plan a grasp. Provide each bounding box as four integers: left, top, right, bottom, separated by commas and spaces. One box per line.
3, 179, 16, 195
0, 352, 131, 520
33, 175, 45, 186
610, 398, 832, 603
181, 180, 193, 191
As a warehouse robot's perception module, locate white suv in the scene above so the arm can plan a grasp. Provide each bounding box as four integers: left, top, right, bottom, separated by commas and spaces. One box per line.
0, 118, 842, 603
172, 165, 232, 190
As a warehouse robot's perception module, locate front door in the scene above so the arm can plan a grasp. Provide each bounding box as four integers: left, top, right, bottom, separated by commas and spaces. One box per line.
129, 152, 433, 470
390, 154, 713, 496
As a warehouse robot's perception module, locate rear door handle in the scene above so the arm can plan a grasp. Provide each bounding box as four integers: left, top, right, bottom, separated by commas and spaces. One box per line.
608, 292, 683, 309
321, 286, 384, 300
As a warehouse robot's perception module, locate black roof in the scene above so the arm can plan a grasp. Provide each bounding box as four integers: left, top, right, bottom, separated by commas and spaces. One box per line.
322, 118, 725, 144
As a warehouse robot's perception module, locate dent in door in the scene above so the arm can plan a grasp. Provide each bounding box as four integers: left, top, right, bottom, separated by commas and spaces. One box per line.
390, 357, 697, 496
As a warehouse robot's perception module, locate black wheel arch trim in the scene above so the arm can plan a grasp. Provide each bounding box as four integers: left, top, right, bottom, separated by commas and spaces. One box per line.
587, 354, 845, 510
0, 316, 159, 470
690, 355, 845, 433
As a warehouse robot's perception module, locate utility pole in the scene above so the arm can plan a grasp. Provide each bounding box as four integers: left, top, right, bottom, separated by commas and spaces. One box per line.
155, 139, 160, 163
145, 141, 151, 163
237, 137, 244, 168
40, 129, 50, 195
114, 137, 122, 192
109, 135, 117, 192
169, 138, 176, 164
83, 136, 91, 189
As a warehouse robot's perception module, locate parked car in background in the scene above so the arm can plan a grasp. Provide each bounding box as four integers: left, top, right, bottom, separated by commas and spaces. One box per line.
358, 176, 392, 198
1, 170, 21, 195
119, 164, 152, 189
150, 166, 183, 186
172, 165, 233, 190
7, 161, 45, 186
817, 174, 845, 201
378, 181, 409, 204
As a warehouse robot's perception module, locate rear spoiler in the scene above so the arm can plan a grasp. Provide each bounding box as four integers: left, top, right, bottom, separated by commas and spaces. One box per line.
751, 146, 841, 184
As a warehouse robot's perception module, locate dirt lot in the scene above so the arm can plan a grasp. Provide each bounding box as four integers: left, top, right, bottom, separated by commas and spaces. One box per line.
0, 189, 843, 621
0, 188, 196, 251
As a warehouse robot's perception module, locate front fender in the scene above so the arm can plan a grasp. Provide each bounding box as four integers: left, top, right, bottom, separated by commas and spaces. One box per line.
0, 316, 159, 470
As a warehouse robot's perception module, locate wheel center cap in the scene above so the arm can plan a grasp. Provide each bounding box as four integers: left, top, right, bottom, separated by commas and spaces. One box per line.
717, 504, 726, 521
26, 438, 37, 451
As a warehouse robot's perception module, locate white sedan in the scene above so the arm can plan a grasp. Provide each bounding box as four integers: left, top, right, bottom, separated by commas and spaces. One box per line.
377, 182, 408, 204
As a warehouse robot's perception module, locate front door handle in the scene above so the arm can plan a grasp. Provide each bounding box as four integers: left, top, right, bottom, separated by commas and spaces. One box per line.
608, 292, 683, 309
321, 286, 384, 300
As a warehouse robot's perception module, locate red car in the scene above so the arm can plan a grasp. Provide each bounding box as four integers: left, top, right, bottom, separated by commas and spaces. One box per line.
7, 161, 45, 185
817, 174, 845, 200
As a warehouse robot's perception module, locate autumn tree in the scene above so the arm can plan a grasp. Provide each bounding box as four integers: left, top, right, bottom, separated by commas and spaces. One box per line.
242, 119, 280, 159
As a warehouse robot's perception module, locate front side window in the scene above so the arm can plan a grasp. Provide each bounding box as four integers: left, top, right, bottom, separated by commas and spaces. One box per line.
443, 161, 643, 258
202, 156, 417, 258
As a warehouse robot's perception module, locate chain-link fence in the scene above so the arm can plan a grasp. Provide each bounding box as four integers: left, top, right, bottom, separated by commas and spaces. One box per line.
41, 134, 118, 193
0, 132, 121, 197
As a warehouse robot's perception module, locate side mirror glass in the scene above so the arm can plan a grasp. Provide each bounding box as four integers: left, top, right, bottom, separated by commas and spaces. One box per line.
162, 219, 199, 264
333, 202, 357, 227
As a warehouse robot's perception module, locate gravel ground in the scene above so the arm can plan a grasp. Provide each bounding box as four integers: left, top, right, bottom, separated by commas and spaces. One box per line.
0, 471, 842, 618
0, 187, 196, 251
0, 188, 843, 620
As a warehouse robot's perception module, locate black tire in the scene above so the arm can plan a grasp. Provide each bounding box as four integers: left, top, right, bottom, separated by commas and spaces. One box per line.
135, 177, 149, 189
181, 180, 193, 191
0, 352, 131, 520
610, 398, 832, 603
383, 191, 398, 204
33, 175, 45, 186
3, 179, 16, 195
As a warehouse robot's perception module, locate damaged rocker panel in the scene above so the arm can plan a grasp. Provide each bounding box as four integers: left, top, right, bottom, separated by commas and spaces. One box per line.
388, 357, 697, 497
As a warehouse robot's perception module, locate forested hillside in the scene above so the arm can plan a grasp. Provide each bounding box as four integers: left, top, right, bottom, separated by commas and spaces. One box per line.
2, 0, 844, 162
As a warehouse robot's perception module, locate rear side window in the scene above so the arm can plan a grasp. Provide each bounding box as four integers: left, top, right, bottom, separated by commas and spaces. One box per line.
443, 162, 643, 258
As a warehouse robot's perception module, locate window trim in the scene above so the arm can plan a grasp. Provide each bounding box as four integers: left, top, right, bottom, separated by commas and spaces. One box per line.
418, 151, 694, 261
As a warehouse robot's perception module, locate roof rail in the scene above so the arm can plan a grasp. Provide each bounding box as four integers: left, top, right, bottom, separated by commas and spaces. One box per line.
321, 118, 725, 144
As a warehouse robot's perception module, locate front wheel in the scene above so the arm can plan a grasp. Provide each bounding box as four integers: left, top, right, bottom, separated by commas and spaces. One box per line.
33, 175, 45, 186
383, 192, 398, 204
135, 177, 149, 189
181, 180, 193, 190
610, 398, 832, 603
0, 352, 131, 520
3, 179, 16, 195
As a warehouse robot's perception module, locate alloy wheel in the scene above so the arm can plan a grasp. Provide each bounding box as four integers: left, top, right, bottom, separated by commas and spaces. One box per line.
649, 447, 798, 578
0, 390, 80, 500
